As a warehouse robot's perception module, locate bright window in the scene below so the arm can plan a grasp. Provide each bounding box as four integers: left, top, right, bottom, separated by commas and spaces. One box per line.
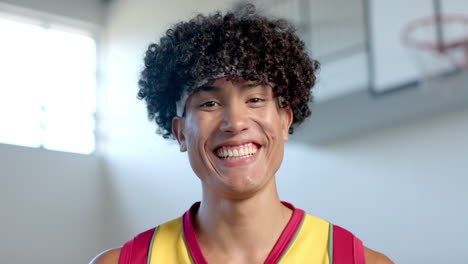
0, 13, 97, 154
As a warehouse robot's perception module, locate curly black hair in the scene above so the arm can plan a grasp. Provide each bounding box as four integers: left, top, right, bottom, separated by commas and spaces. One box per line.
137, 4, 319, 139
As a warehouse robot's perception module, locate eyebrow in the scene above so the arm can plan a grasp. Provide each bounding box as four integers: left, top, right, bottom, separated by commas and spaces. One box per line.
193, 85, 220, 93
193, 82, 264, 94
242, 81, 263, 88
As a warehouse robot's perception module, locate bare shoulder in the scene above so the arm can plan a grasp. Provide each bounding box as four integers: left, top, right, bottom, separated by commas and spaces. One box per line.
89, 248, 121, 264
364, 247, 394, 264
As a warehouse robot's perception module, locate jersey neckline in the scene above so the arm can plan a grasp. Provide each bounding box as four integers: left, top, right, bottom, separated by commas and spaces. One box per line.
181, 201, 305, 264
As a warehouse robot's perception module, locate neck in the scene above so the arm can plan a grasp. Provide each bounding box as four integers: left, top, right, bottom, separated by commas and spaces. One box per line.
194, 178, 293, 262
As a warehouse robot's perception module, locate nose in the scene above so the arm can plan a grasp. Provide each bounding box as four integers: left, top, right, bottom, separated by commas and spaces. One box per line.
219, 103, 249, 134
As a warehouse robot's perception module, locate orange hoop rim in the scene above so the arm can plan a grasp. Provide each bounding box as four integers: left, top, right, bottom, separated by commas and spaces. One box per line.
402, 14, 468, 53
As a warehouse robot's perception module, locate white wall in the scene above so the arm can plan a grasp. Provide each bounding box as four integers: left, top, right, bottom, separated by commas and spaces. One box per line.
102, 1, 468, 264
0, 144, 105, 264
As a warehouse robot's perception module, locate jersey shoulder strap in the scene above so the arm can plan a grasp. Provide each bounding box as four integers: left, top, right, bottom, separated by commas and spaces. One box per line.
118, 227, 156, 264
333, 225, 366, 264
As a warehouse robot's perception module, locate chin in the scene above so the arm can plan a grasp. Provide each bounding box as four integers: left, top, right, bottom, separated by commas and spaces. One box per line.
213, 174, 271, 199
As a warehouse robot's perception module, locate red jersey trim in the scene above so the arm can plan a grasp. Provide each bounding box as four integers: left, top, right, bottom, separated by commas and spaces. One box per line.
118, 227, 156, 264
353, 236, 366, 264
181, 201, 305, 264
333, 225, 366, 264
264, 202, 305, 263
182, 202, 208, 264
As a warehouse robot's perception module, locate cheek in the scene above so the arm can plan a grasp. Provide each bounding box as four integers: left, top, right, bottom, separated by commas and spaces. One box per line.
184, 114, 214, 152
184, 118, 206, 177
253, 110, 284, 140
184, 119, 201, 149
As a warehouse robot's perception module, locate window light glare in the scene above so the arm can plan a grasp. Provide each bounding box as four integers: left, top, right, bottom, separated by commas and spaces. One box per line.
0, 15, 97, 154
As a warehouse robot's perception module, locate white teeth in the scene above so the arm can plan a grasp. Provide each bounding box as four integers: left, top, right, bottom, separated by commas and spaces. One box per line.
216, 143, 259, 159
239, 148, 245, 156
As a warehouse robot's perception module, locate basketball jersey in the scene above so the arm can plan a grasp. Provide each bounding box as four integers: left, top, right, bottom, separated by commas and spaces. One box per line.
118, 202, 366, 264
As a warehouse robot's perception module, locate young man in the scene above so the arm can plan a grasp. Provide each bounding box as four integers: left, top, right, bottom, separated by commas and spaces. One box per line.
92, 4, 393, 264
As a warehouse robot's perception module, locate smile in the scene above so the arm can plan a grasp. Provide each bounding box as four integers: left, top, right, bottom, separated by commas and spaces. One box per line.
215, 142, 258, 160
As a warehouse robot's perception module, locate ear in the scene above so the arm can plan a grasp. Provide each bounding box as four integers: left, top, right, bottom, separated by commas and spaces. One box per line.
172, 116, 187, 152
279, 107, 293, 141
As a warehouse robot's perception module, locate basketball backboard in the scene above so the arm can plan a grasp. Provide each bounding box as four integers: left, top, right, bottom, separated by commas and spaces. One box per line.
368, 0, 468, 94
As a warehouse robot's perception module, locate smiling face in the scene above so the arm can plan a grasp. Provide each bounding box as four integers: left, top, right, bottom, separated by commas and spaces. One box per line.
172, 77, 293, 200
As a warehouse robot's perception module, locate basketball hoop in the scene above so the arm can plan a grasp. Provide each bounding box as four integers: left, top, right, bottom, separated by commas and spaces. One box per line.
401, 14, 468, 84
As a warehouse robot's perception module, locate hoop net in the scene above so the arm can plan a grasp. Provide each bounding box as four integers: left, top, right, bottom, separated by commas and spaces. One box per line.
402, 14, 468, 87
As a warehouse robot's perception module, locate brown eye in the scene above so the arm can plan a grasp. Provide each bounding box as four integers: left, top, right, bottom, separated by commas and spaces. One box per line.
248, 98, 265, 103
199, 101, 219, 108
